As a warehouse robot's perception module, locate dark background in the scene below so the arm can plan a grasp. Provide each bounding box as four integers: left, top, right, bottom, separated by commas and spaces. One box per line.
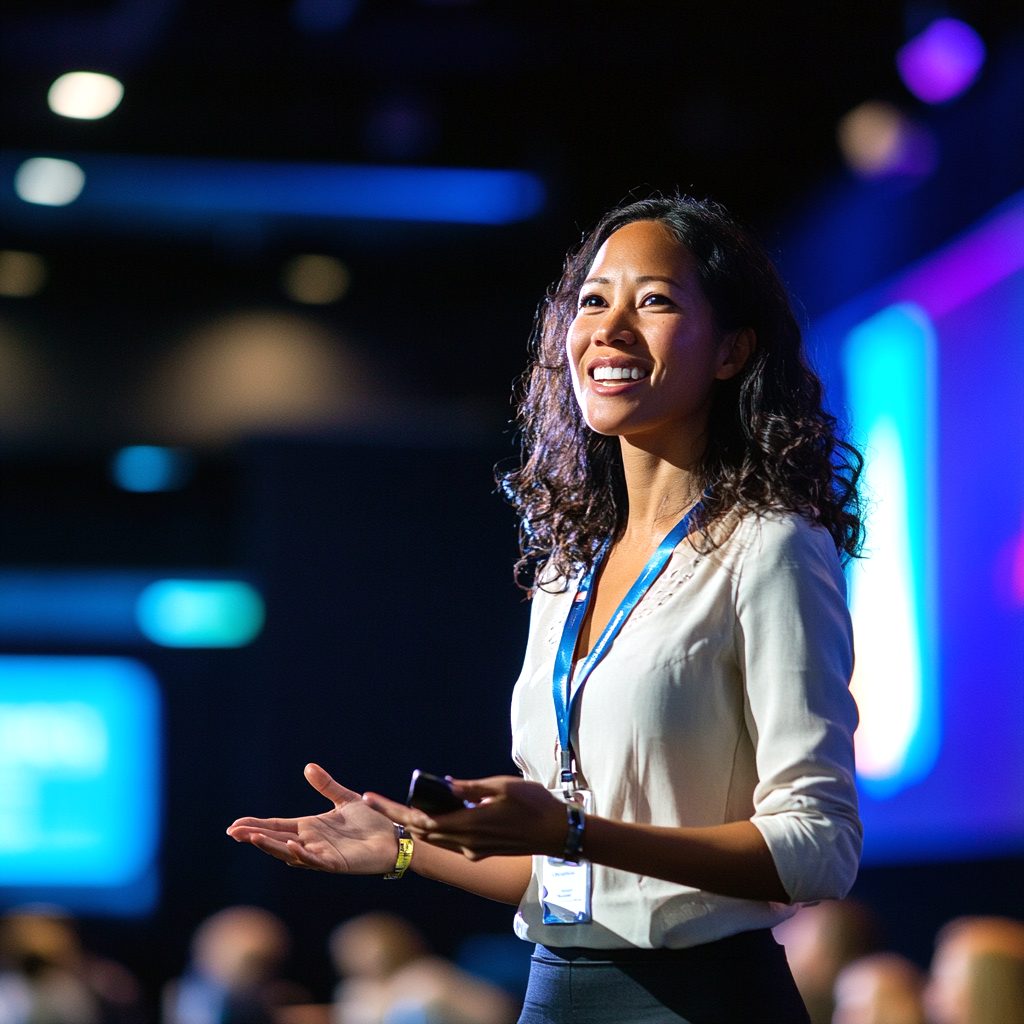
1, 0, 1023, 1010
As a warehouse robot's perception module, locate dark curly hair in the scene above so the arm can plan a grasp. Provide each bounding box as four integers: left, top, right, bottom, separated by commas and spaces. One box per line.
499, 194, 864, 589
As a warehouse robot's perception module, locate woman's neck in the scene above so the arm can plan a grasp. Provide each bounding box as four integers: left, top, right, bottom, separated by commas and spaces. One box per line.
617, 437, 704, 548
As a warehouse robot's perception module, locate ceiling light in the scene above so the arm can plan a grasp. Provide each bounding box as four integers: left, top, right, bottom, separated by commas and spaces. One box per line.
14, 157, 86, 206
48, 71, 125, 120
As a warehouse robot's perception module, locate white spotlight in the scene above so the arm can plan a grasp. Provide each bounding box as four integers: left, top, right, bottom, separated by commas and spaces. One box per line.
14, 158, 86, 207
48, 72, 125, 120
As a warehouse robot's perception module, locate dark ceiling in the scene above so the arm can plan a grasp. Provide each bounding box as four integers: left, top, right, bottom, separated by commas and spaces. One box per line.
1, 1, 1022, 449
2, 1, 935, 226
7, 3, 1022, 218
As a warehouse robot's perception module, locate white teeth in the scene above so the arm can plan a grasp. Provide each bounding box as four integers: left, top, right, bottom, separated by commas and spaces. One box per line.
592, 366, 647, 382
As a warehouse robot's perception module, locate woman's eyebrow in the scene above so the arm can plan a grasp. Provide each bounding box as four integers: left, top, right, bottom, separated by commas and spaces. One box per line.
636, 275, 684, 288
581, 275, 683, 287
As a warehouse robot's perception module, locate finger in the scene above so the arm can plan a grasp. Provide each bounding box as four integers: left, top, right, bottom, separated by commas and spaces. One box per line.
227, 816, 300, 835
245, 832, 305, 866
447, 776, 516, 800
228, 825, 302, 845
395, 802, 493, 842
361, 792, 436, 831
304, 763, 362, 806
248, 833, 337, 872
280, 838, 333, 871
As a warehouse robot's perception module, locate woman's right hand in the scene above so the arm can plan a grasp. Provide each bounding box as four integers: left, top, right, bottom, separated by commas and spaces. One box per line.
226, 763, 398, 874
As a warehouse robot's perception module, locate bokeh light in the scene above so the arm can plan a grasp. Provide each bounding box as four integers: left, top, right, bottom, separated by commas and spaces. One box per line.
144, 311, 383, 443
136, 579, 264, 648
897, 18, 986, 104
0, 250, 47, 298
111, 446, 194, 493
0, 320, 53, 436
837, 101, 937, 179
282, 254, 351, 305
14, 157, 86, 206
48, 71, 125, 120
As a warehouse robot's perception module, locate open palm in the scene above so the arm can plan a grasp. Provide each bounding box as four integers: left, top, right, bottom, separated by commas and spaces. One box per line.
226, 763, 397, 874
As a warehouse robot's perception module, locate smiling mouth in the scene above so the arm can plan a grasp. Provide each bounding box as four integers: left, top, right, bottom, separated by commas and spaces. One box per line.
591, 366, 649, 382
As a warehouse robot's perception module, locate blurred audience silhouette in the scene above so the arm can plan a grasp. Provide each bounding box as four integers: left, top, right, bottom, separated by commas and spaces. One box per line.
327, 912, 516, 1024
832, 952, 926, 1024
162, 906, 309, 1024
0, 907, 144, 1024
775, 899, 883, 1024
924, 915, 1024, 1024
6, 900, 1024, 1024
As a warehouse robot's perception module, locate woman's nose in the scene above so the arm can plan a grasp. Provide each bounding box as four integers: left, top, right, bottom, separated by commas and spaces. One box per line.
591, 308, 636, 346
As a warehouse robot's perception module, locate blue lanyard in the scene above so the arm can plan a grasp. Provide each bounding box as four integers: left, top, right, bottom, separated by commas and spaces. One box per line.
552, 504, 702, 788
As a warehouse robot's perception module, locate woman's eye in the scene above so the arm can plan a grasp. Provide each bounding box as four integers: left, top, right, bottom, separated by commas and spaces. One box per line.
578, 293, 604, 308
641, 293, 672, 307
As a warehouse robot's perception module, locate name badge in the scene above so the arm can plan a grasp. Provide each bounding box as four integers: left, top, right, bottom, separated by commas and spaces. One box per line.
541, 788, 592, 925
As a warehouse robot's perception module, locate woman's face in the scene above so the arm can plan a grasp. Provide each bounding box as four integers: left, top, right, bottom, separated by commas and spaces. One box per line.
566, 219, 749, 452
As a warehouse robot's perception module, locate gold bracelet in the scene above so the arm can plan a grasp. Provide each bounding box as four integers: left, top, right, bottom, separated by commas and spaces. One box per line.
384, 826, 414, 879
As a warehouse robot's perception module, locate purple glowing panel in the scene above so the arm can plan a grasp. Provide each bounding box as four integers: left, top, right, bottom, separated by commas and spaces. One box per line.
886, 202, 1024, 318
897, 18, 986, 104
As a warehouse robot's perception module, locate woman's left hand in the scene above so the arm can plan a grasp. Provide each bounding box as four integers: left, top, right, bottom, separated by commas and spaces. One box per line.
363, 776, 567, 861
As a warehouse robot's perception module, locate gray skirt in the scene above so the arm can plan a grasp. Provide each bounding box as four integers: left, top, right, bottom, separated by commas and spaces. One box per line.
518, 930, 809, 1024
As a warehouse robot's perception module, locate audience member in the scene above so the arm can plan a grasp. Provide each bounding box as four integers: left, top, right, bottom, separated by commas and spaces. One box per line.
924, 915, 1024, 1024
0, 907, 144, 1024
832, 952, 926, 1024
162, 906, 308, 1024
774, 899, 882, 1024
328, 912, 516, 1024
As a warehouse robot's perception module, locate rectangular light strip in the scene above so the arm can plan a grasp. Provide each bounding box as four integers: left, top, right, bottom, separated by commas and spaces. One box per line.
843, 303, 939, 798
2, 151, 546, 225
0, 570, 264, 648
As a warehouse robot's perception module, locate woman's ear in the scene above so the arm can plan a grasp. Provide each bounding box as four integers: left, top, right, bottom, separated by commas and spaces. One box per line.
715, 327, 756, 381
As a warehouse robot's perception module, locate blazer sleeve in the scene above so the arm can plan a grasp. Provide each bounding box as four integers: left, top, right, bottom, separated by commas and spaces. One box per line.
734, 515, 863, 904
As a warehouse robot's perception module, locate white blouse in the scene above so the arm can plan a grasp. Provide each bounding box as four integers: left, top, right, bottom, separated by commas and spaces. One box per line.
510, 512, 862, 949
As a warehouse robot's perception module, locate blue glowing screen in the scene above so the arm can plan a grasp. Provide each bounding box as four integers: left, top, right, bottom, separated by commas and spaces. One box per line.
0, 656, 161, 910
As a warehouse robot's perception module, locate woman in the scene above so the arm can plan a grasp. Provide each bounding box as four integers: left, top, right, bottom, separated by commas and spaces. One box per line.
228, 195, 864, 1023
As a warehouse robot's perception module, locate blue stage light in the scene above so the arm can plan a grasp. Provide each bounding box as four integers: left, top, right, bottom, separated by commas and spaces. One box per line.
0, 571, 264, 648
3, 152, 545, 225
135, 579, 264, 648
843, 303, 939, 800
111, 445, 192, 492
